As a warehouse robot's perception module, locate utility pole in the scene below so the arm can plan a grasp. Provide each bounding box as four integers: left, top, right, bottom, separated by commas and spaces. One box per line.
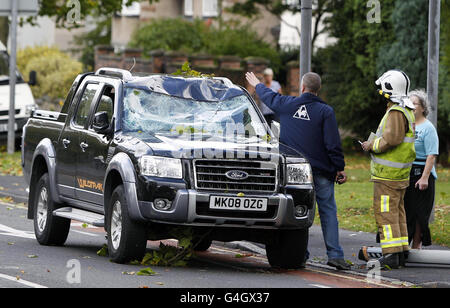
299, 0, 312, 93
427, 0, 441, 129
7, 0, 18, 154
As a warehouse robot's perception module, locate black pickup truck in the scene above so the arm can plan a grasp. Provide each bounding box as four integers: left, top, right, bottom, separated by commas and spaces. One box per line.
22, 68, 315, 269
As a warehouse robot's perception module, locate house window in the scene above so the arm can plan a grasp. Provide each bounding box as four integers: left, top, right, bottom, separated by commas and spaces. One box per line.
202, 0, 218, 17
119, 1, 141, 17
184, 0, 193, 16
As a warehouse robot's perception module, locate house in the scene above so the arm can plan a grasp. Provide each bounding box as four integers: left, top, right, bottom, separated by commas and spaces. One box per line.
7, 15, 96, 55
111, 0, 281, 49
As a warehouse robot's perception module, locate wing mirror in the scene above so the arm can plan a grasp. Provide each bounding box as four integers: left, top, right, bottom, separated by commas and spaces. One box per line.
28, 71, 37, 86
92, 111, 110, 134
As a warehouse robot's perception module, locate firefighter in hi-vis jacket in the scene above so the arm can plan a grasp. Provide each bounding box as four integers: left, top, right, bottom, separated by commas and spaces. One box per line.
362, 70, 416, 269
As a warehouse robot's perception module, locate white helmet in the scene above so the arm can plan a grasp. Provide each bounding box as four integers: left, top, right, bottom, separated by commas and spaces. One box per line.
376, 70, 415, 109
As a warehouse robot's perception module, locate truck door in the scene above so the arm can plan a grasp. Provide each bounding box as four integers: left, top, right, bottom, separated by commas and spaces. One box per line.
76, 83, 116, 205
56, 82, 101, 198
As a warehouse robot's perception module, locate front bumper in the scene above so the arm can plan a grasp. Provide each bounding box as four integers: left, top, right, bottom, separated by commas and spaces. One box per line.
138, 188, 316, 230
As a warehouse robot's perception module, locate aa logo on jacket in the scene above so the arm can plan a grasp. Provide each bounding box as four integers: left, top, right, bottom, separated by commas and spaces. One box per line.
294, 105, 310, 121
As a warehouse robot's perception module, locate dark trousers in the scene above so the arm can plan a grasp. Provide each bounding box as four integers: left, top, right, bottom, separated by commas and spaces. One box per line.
404, 165, 435, 246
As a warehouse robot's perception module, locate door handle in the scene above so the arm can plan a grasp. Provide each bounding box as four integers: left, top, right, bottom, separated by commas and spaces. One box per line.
80, 142, 89, 152
62, 139, 71, 149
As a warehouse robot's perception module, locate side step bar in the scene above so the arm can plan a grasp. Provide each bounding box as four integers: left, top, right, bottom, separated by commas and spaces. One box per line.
53, 207, 105, 227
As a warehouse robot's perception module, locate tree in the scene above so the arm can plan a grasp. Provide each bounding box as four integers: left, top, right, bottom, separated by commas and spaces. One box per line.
129, 18, 281, 71
228, 0, 332, 50
438, 0, 450, 161
72, 18, 112, 71
377, 0, 429, 90
0, 0, 159, 45
314, 0, 396, 137
376, 0, 449, 162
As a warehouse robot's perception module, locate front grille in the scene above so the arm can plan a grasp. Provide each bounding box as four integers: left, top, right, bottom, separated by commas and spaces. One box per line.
0, 109, 20, 116
194, 159, 278, 193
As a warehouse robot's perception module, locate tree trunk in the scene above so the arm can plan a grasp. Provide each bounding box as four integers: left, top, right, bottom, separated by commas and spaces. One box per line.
0, 17, 9, 46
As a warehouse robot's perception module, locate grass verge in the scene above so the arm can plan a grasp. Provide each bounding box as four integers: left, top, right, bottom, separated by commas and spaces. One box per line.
0, 151, 23, 176
315, 154, 449, 247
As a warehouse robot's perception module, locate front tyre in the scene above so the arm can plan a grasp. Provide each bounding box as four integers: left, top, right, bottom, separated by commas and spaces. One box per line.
266, 228, 309, 269
193, 238, 213, 252
107, 185, 147, 264
33, 173, 70, 246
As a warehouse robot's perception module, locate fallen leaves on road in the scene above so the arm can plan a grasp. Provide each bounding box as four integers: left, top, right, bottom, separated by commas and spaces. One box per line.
122, 271, 136, 276
136, 268, 156, 276
97, 244, 108, 257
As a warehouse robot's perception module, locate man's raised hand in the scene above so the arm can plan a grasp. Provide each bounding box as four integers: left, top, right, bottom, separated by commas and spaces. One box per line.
246, 72, 261, 89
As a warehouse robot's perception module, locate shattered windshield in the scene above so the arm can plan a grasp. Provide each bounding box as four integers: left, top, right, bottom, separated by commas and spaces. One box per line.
122, 87, 271, 143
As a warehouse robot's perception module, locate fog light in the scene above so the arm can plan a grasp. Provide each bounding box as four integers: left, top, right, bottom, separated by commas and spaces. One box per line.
295, 205, 308, 217
154, 198, 172, 211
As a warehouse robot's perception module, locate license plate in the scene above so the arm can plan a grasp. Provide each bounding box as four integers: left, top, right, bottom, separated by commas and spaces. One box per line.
209, 196, 268, 212
0, 123, 17, 132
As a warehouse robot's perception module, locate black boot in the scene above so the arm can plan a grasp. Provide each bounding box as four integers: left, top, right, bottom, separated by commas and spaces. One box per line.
371, 253, 401, 270
399, 251, 409, 267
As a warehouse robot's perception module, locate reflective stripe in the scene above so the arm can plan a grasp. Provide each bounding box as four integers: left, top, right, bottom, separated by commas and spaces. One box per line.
373, 138, 381, 153
391, 105, 415, 133
381, 237, 409, 249
383, 225, 393, 241
371, 155, 413, 169
403, 137, 415, 143
381, 195, 390, 213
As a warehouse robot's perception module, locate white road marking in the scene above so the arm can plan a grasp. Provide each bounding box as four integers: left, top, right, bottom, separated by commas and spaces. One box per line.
0, 224, 35, 239
0, 273, 47, 288
71, 230, 99, 237
310, 284, 331, 289
0, 222, 100, 240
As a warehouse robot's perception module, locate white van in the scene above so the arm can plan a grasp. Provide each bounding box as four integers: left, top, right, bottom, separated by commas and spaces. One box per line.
0, 41, 36, 144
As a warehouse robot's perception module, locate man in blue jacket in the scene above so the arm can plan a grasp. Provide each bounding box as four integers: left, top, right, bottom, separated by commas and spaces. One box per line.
246, 71, 350, 270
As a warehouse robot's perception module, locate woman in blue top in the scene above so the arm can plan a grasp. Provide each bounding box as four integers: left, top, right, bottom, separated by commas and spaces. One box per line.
404, 90, 439, 249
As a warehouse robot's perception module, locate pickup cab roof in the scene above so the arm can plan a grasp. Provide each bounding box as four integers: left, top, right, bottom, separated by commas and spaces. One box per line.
95, 67, 245, 102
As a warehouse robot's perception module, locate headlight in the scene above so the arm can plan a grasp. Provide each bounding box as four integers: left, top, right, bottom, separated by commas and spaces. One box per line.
139, 156, 183, 179
24, 104, 36, 117
287, 163, 313, 184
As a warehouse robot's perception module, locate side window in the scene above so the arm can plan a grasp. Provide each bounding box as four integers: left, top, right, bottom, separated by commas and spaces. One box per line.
93, 85, 115, 124
74, 83, 99, 127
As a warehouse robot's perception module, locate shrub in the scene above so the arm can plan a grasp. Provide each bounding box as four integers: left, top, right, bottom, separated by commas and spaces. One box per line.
129, 18, 281, 72
129, 18, 208, 54
17, 46, 83, 100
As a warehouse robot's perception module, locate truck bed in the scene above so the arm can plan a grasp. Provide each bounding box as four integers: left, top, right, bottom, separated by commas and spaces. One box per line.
22, 111, 66, 184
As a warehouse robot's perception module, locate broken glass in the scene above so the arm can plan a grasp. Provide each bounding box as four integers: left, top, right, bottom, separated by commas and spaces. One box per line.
122, 87, 270, 143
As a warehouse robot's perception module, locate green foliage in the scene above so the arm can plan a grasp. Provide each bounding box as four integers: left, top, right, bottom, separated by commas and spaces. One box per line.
227, 0, 295, 17
316, 0, 395, 138
129, 18, 281, 72
97, 244, 108, 257
172, 61, 215, 78
129, 18, 208, 54
377, 0, 429, 90
72, 18, 111, 71
140, 227, 198, 267
0, 151, 23, 176
136, 267, 156, 276
17, 46, 83, 100
439, 0, 450, 157
32, 0, 158, 28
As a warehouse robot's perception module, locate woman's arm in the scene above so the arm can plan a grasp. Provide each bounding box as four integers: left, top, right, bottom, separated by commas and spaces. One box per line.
415, 155, 437, 190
